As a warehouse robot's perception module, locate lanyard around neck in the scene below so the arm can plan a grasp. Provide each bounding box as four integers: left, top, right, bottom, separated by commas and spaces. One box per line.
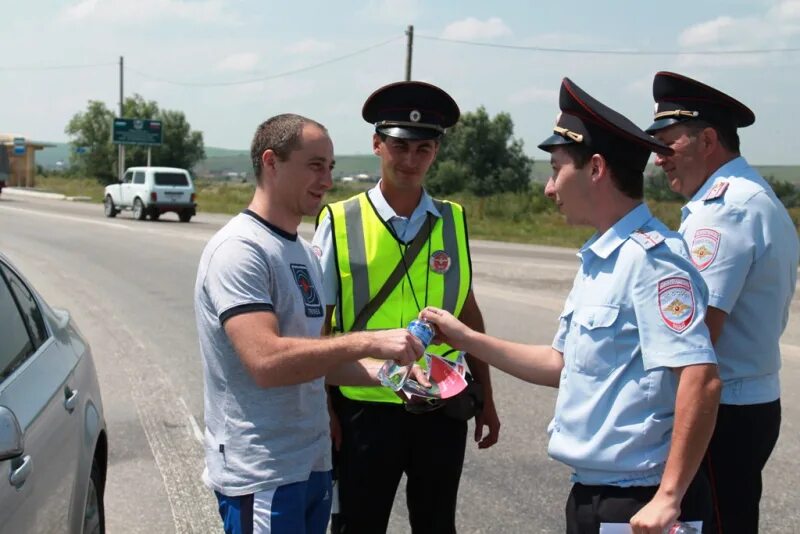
388, 213, 433, 315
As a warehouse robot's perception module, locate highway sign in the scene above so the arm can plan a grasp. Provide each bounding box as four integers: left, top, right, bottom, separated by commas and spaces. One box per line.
112, 118, 163, 146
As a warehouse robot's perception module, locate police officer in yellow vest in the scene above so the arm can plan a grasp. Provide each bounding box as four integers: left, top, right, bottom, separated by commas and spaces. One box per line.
312, 81, 501, 534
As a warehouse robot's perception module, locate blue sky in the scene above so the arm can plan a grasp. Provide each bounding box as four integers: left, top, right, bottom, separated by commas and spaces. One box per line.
2, 0, 799, 164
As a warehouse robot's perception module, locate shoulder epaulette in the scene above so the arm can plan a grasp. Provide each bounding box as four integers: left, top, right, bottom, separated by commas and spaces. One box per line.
702, 181, 729, 202
630, 229, 665, 250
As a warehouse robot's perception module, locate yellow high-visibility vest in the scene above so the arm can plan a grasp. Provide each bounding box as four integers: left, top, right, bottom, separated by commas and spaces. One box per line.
319, 191, 472, 403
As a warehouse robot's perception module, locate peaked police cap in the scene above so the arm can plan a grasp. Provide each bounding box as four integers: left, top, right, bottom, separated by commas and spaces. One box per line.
362, 81, 460, 140
646, 71, 755, 134
538, 77, 673, 174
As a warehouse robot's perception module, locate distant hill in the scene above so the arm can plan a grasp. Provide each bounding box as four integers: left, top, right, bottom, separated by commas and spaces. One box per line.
33, 142, 800, 184
36, 142, 379, 179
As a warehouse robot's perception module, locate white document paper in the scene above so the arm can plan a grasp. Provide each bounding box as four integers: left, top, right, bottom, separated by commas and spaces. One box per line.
599, 521, 702, 534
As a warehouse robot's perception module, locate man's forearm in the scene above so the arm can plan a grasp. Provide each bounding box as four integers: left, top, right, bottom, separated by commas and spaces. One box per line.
325, 358, 382, 386
242, 332, 377, 388
657, 363, 721, 499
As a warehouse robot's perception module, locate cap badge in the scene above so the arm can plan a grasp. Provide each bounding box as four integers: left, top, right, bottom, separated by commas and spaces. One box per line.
429, 250, 451, 274
409, 110, 421, 122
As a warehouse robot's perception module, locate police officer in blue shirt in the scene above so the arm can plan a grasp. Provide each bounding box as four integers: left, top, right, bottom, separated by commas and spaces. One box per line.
421, 78, 721, 534
645, 71, 800, 534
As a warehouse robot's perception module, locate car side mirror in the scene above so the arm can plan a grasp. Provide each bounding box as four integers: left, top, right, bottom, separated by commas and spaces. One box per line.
0, 406, 24, 461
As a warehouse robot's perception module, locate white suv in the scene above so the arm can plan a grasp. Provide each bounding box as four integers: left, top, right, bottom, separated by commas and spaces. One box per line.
104, 166, 197, 222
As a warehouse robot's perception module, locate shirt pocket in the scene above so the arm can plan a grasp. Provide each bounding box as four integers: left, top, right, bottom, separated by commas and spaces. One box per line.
570, 304, 620, 377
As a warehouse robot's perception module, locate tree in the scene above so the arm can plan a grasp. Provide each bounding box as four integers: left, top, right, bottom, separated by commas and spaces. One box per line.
766, 176, 799, 208
644, 167, 683, 202
65, 100, 116, 184
65, 94, 205, 184
427, 106, 533, 201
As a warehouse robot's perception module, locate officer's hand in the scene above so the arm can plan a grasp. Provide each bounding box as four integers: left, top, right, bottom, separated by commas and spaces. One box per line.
629, 490, 680, 534
367, 329, 424, 366
408, 363, 431, 388
418, 307, 472, 349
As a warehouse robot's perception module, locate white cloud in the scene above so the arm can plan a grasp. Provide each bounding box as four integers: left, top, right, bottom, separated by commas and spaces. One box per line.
284, 39, 334, 55
60, 0, 239, 25
441, 17, 511, 41
217, 53, 259, 72
623, 74, 654, 96
674, 1, 800, 68
768, 0, 800, 21
677, 1, 800, 53
508, 86, 557, 105
359, 0, 421, 24
678, 16, 740, 48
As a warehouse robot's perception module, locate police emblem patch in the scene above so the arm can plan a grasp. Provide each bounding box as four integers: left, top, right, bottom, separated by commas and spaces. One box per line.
429, 250, 451, 274
690, 228, 721, 271
290, 263, 323, 317
658, 277, 695, 333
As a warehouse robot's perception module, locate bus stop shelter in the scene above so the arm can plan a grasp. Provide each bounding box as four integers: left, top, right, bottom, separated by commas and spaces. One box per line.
0, 133, 55, 188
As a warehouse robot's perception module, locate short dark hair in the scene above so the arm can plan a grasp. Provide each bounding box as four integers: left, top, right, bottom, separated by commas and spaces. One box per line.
684, 119, 740, 154
560, 143, 643, 199
250, 114, 328, 180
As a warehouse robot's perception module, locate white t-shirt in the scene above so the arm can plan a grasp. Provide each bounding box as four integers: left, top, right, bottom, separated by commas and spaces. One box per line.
194, 210, 330, 496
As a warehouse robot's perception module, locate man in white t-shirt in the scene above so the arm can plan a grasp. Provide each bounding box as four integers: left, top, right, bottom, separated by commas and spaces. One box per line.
194, 114, 425, 534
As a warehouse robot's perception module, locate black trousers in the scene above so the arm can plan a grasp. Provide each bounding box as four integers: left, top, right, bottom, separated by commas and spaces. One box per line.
703, 399, 781, 534
565, 471, 716, 534
330, 391, 468, 534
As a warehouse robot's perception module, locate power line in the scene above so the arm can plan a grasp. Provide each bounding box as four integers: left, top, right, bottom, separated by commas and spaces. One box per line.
417, 34, 800, 56
129, 35, 403, 87
0, 61, 117, 72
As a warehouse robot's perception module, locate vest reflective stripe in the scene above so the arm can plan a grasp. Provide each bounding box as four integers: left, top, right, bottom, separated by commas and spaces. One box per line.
344, 197, 370, 328
328, 192, 471, 404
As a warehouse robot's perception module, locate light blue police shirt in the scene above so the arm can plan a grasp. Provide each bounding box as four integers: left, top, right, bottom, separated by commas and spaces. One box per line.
680, 157, 799, 405
312, 182, 441, 306
549, 203, 716, 487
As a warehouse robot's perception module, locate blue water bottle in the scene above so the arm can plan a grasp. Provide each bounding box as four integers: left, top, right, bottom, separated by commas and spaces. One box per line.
407, 319, 435, 348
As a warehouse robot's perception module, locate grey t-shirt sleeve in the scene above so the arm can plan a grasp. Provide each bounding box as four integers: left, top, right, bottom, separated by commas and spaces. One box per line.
204, 237, 274, 324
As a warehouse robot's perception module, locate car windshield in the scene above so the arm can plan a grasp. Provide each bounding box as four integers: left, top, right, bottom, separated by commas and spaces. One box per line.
154, 172, 189, 186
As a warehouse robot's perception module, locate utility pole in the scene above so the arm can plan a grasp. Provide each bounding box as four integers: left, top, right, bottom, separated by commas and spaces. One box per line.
405, 25, 414, 81
118, 56, 125, 181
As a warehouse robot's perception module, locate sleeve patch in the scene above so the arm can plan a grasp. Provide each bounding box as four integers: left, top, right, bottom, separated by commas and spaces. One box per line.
658, 277, 696, 333
690, 228, 721, 271
630, 229, 665, 250
703, 181, 729, 201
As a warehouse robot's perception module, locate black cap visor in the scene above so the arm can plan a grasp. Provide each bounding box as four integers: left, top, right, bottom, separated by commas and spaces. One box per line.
645, 117, 683, 134
537, 132, 575, 151
377, 125, 443, 141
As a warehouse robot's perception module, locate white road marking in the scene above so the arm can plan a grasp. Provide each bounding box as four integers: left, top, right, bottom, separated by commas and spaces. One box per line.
179, 396, 205, 444
0, 203, 212, 242
0, 204, 133, 231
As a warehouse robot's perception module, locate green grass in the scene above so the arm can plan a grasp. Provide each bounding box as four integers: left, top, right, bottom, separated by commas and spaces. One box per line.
35, 175, 106, 201
29, 175, 799, 248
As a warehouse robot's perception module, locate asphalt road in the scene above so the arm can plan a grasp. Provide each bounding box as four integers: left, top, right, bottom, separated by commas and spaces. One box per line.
1, 193, 798, 533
